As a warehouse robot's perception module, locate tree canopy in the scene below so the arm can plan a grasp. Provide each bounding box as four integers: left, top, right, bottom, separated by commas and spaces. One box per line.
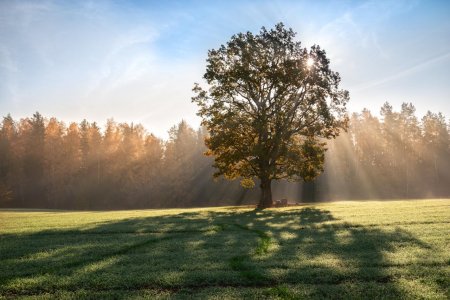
193, 23, 349, 208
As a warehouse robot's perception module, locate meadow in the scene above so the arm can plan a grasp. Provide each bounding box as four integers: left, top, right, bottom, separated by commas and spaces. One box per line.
0, 199, 449, 299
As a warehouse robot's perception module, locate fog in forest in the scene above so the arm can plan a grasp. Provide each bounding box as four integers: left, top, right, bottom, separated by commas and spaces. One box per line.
1, 101, 448, 210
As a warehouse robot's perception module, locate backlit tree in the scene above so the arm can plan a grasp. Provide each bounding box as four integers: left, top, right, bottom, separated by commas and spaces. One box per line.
193, 23, 349, 208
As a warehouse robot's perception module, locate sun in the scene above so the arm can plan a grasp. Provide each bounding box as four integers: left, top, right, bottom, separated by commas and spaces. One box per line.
306, 57, 315, 68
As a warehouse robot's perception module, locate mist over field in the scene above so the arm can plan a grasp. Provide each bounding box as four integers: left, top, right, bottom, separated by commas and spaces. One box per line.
1, 103, 449, 210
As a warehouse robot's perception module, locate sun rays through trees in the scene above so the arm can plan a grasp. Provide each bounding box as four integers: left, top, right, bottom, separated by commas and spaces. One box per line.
192, 23, 349, 208
0, 100, 449, 209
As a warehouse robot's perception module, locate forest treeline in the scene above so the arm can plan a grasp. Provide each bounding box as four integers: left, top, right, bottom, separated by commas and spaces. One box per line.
0, 102, 449, 209
316, 102, 450, 201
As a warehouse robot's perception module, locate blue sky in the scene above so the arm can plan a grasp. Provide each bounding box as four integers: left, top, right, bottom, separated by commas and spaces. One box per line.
1, 0, 449, 138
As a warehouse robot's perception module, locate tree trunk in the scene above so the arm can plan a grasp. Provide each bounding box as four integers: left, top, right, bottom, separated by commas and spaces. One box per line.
258, 177, 272, 209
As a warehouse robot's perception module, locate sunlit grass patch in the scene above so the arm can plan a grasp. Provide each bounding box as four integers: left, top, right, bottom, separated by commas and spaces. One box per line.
0, 199, 449, 298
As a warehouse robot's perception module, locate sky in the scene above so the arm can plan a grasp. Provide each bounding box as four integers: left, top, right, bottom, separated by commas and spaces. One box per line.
1, 0, 449, 139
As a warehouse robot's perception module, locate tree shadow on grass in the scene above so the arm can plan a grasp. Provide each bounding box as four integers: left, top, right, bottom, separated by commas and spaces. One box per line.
0, 207, 447, 298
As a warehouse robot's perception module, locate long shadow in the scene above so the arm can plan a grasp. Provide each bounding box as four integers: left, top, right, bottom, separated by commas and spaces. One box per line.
0, 207, 446, 298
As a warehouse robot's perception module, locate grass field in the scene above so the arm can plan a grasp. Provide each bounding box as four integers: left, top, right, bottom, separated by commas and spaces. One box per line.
0, 199, 449, 299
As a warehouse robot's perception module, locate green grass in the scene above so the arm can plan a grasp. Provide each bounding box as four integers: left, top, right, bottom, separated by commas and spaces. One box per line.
0, 199, 449, 299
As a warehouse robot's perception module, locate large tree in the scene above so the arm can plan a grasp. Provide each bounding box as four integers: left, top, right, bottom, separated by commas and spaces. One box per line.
192, 23, 349, 208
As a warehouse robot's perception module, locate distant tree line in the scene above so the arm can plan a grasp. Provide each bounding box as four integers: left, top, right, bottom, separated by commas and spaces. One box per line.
0, 114, 253, 209
0, 101, 449, 209
314, 102, 450, 201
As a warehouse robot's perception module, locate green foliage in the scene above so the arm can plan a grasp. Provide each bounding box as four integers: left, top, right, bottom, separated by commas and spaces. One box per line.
0, 199, 448, 299
193, 23, 349, 193
240, 177, 256, 188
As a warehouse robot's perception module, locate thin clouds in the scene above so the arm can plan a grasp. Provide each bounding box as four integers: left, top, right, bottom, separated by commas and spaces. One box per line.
0, 0, 207, 138
352, 51, 450, 92
0, 0, 54, 28
316, 0, 420, 60
0, 47, 17, 73
87, 26, 159, 95
1, 1, 163, 118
